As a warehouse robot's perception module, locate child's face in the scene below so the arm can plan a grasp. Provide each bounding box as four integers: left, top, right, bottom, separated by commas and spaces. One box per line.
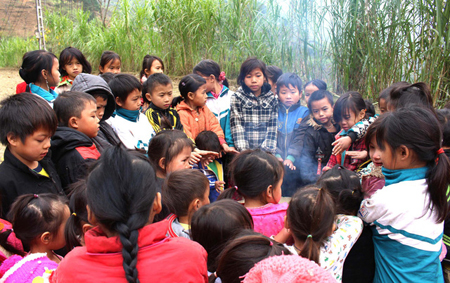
100, 59, 121, 74
48, 205, 71, 250
47, 58, 61, 88
368, 136, 398, 169
379, 98, 387, 114
95, 96, 108, 120
147, 60, 163, 76
76, 101, 100, 138
7, 128, 52, 169
310, 98, 333, 126
244, 68, 264, 96
64, 57, 83, 80
117, 89, 142, 111
270, 178, 283, 204
368, 136, 383, 167
166, 146, 192, 173
148, 83, 173, 110
340, 108, 365, 131
278, 84, 301, 107
304, 84, 319, 104
197, 73, 215, 93
199, 184, 211, 207
190, 84, 208, 108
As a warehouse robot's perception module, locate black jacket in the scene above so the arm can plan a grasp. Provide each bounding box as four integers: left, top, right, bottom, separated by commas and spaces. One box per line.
0, 148, 64, 218
51, 127, 100, 193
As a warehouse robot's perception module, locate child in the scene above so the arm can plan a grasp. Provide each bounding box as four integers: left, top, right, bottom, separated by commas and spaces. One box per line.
230, 57, 278, 154
163, 169, 210, 239
56, 47, 92, 94
71, 73, 122, 153
51, 91, 100, 192
139, 54, 164, 83
388, 82, 434, 112
365, 99, 376, 117
285, 186, 363, 282
52, 146, 208, 282
220, 149, 286, 238
359, 107, 449, 283
266, 65, 283, 94
324, 91, 368, 171
193, 131, 225, 202
107, 74, 155, 151
304, 79, 327, 104
143, 73, 184, 131
98, 50, 121, 74
0, 93, 64, 218
17, 50, 60, 106
0, 194, 69, 282
191, 199, 254, 274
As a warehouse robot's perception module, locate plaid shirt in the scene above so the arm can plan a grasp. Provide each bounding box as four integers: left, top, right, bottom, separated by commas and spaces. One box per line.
230, 85, 278, 154
326, 130, 367, 171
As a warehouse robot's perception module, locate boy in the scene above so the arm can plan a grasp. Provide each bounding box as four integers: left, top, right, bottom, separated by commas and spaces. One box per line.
143, 73, 184, 132
0, 93, 64, 218
51, 91, 100, 192
71, 73, 122, 153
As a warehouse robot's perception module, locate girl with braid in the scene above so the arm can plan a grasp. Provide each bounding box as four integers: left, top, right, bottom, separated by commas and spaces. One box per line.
52, 146, 208, 282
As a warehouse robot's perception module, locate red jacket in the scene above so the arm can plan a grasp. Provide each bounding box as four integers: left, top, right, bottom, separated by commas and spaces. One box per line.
51, 220, 208, 283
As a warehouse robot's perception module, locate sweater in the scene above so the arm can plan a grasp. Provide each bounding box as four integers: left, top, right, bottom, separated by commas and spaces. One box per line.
206, 85, 235, 147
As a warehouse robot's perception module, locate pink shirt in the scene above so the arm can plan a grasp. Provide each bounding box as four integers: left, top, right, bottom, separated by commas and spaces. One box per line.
247, 202, 288, 237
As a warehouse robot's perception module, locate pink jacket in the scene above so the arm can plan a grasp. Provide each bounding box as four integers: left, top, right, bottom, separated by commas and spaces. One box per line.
247, 202, 289, 237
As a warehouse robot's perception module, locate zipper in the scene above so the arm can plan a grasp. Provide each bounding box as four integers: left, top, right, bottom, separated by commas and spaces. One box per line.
284, 106, 289, 159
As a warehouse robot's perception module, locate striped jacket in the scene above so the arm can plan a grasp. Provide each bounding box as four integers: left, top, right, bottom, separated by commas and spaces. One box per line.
145, 103, 184, 133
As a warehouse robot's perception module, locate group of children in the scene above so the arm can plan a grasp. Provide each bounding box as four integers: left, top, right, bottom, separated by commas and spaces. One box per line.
0, 46, 448, 282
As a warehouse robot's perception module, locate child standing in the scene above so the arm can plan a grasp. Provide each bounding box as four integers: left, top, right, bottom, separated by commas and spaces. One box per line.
139, 54, 164, 83
230, 57, 278, 154
359, 107, 448, 283
0, 93, 64, 218
56, 47, 92, 94
303, 79, 327, 105
98, 51, 121, 74
266, 65, 283, 94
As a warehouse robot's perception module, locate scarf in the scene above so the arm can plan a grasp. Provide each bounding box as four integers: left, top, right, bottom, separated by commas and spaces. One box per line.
382, 166, 429, 187
114, 107, 140, 122
29, 83, 58, 103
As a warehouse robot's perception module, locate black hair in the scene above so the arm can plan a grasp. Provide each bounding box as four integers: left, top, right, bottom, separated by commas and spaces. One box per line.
53, 91, 96, 127
287, 186, 336, 264
59, 47, 92, 76
214, 230, 291, 283
175, 73, 206, 103
89, 89, 109, 101
317, 165, 363, 215
193, 59, 229, 88
147, 130, 193, 176
108, 74, 142, 105
266, 65, 283, 85
191, 199, 254, 272
87, 145, 158, 283
8, 193, 68, 251
237, 57, 268, 88
99, 72, 115, 83
307, 89, 334, 111
163, 169, 209, 217
195, 131, 221, 153
276, 72, 302, 95
220, 149, 284, 202
365, 107, 449, 222
19, 50, 57, 84
305, 79, 327, 91
139, 55, 165, 79
99, 51, 121, 74
389, 82, 434, 112
142, 73, 172, 104
0, 92, 57, 145
437, 109, 450, 148
333, 91, 367, 123
365, 99, 376, 117
64, 180, 89, 251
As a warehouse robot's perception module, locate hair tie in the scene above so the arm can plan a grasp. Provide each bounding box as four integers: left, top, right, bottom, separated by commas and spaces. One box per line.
181, 82, 186, 86
219, 71, 226, 82
352, 190, 355, 195
72, 213, 77, 217
269, 241, 273, 246
307, 234, 312, 239
214, 272, 218, 278
437, 148, 445, 155
234, 186, 238, 191
33, 194, 39, 198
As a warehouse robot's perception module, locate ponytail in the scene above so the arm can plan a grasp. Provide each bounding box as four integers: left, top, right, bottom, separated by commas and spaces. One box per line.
428, 149, 450, 222
65, 180, 89, 251
217, 186, 240, 201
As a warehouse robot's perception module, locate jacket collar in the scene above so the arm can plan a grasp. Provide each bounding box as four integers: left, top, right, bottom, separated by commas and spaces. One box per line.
149, 103, 171, 114
177, 101, 203, 112
206, 85, 229, 99
278, 101, 301, 113
307, 115, 339, 132
3, 147, 48, 178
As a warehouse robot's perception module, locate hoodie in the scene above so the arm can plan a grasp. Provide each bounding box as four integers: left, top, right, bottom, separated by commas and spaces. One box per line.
71, 74, 122, 153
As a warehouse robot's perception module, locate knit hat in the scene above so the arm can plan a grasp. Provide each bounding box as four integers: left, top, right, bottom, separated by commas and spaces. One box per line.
242, 255, 336, 283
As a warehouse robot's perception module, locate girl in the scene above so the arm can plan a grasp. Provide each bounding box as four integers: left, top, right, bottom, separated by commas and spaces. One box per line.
388, 82, 434, 113
230, 57, 278, 154
191, 199, 254, 274
163, 169, 210, 239
176, 74, 235, 154
0, 194, 69, 282
266, 65, 283, 94
52, 146, 208, 282
359, 107, 449, 283
56, 47, 92, 94
324, 91, 368, 171
98, 51, 121, 74
18, 50, 60, 106
139, 54, 164, 83
285, 186, 362, 282
220, 149, 286, 238
304, 79, 327, 105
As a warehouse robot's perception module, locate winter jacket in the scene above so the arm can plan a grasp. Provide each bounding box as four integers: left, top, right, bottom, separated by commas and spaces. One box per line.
51, 220, 208, 283
51, 127, 100, 193
276, 102, 309, 160
0, 148, 64, 218
145, 103, 184, 133
230, 84, 278, 154
71, 73, 122, 153
177, 101, 226, 143
206, 85, 235, 147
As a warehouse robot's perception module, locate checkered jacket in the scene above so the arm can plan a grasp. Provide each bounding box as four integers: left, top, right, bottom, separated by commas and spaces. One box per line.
230, 84, 278, 154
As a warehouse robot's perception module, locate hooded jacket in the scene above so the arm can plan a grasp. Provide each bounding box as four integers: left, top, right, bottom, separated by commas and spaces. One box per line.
71, 74, 121, 153
51, 127, 100, 192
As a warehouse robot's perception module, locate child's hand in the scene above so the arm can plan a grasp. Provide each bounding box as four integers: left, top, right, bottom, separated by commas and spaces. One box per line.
194, 149, 220, 167
277, 157, 283, 162
222, 144, 239, 154
283, 159, 296, 170
346, 150, 368, 160
332, 136, 352, 155
189, 151, 202, 164
215, 181, 226, 192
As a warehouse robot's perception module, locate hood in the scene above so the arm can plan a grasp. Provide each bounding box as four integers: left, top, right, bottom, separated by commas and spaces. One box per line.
176, 100, 194, 111
71, 73, 116, 121
51, 127, 94, 162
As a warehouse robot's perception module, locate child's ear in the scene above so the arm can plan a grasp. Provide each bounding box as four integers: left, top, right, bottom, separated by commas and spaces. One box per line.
187, 92, 195, 101
358, 109, 366, 120
82, 223, 94, 235
6, 133, 18, 147
68, 116, 79, 129
40, 231, 52, 245
209, 74, 216, 82
41, 69, 48, 81
284, 216, 290, 229
398, 145, 410, 160
145, 93, 152, 103
115, 97, 123, 107
153, 192, 162, 215
266, 184, 274, 200
87, 205, 99, 227
99, 66, 104, 74
144, 68, 151, 76
158, 157, 166, 170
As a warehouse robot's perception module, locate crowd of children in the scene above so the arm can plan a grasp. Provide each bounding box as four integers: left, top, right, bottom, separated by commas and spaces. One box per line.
0, 47, 448, 282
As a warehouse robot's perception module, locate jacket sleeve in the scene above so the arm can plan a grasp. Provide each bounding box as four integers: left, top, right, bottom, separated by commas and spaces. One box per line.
177, 110, 194, 140
206, 107, 225, 143
326, 152, 338, 169
298, 131, 321, 185
223, 109, 235, 147
347, 116, 377, 142
230, 94, 249, 151
260, 101, 278, 154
